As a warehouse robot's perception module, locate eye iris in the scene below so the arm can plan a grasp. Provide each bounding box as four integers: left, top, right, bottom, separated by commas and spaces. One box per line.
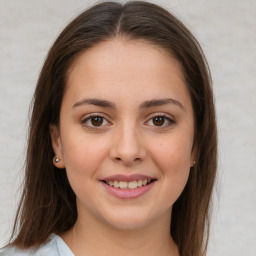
91, 116, 103, 126
153, 116, 165, 126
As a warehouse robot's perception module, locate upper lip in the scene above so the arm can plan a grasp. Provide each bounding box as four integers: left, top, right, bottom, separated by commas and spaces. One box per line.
101, 174, 156, 182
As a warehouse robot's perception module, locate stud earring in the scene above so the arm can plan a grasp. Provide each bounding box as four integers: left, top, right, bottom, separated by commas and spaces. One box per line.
191, 160, 196, 168
54, 157, 60, 163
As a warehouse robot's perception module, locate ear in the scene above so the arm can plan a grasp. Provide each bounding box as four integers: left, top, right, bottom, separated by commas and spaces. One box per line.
49, 124, 65, 169
190, 145, 197, 168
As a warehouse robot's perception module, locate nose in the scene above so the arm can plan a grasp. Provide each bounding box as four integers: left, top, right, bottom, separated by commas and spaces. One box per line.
109, 122, 146, 166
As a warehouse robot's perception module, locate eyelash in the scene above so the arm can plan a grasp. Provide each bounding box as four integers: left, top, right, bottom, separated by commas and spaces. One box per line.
81, 113, 175, 129
145, 114, 175, 128
81, 113, 112, 129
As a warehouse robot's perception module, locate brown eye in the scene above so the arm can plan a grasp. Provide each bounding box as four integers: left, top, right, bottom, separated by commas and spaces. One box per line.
81, 115, 110, 128
146, 115, 175, 128
152, 116, 165, 126
90, 116, 104, 126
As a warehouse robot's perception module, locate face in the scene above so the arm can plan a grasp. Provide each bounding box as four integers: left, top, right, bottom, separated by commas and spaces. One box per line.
50, 38, 196, 231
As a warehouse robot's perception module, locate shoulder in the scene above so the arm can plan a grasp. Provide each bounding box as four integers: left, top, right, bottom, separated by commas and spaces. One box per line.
0, 234, 64, 256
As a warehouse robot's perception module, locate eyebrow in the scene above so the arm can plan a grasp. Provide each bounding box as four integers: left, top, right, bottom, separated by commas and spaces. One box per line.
73, 98, 185, 111
139, 98, 185, 111
73, 98, 116, 109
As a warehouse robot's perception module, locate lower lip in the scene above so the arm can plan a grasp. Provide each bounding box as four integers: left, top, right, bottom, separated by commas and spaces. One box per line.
101, 181, 156, 199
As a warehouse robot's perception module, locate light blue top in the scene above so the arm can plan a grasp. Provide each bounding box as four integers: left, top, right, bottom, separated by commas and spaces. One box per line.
0, 234, 74, 256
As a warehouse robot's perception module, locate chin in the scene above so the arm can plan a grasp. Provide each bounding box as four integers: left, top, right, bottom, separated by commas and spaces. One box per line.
108, 218, 150, 231
102, 209, 159, 231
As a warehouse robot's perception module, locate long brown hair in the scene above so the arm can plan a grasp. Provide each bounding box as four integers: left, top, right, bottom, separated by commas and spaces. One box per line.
10, 1, 217, 255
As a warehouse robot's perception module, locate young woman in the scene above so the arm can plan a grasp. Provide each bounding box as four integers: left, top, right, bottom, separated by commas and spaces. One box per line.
1, 1, 217, 256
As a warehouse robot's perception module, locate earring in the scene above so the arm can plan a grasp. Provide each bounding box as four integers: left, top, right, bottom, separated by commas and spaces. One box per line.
53, 156, 65, 169
54, 157, 60, 163
191, 160, 196, 168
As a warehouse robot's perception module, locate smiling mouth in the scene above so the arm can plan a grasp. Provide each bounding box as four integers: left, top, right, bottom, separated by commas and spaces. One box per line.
102, 179, 156, 190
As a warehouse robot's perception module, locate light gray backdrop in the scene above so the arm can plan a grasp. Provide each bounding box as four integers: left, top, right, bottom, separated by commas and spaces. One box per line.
0, 0, 255, 255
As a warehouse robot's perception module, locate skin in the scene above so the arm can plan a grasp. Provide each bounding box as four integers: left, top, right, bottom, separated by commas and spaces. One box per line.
50, 38, 196, 256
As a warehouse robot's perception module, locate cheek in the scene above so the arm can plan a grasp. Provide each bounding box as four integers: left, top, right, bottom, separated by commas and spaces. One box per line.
61, 136, 110, 205
61, 134, 108, 186
152, 136, 192, 171
150, 136, 192, 199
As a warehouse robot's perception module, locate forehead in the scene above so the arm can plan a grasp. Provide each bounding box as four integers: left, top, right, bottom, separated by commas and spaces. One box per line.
64, 38, 190, 108
67, 38, 184, 83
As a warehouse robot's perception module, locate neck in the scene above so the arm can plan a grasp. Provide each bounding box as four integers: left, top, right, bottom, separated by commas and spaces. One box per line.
61, 210, 179, 256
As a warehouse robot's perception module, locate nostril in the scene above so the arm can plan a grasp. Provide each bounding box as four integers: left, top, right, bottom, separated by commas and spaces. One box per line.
115, 157, 141, 162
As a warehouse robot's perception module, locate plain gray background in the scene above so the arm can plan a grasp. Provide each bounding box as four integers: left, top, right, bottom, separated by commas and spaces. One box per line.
0, 0, 255, 255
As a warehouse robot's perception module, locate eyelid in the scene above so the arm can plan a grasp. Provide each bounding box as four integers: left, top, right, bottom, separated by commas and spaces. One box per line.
144, 113, 175, 128
81, 113, 112, 128
80, 112, 175, 129
146, 112, 175, 121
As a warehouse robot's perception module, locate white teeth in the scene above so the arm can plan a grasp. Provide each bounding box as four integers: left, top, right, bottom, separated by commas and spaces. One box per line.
119, 181, 128, 189
114, 180, 119, 188
142, 179, 147, 185
106, 179, 152, 189
137, 180, 143, 187
128, 180, 137, 189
